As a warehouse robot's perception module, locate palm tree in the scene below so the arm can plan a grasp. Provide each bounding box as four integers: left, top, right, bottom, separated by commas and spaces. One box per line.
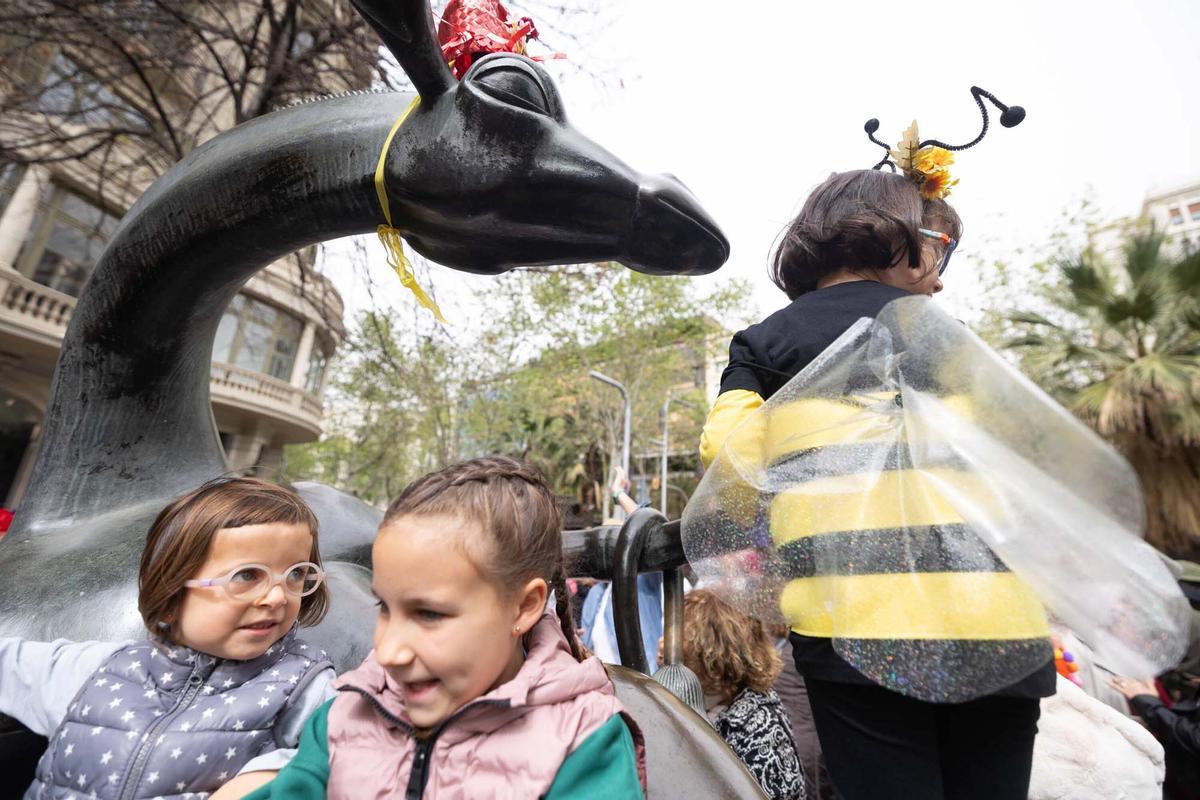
1002, 227, 1200, 558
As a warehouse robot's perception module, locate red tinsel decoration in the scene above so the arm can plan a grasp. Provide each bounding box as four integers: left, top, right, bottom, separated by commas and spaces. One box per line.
437, 0, 539, 79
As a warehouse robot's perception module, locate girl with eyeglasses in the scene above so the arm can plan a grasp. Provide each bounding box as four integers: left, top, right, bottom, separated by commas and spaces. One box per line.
0, 476, 334, 800
698, 168, 1053, 799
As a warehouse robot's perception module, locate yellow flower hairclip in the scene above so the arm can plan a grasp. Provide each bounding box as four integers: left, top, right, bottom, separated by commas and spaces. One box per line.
889, 121, 958, 199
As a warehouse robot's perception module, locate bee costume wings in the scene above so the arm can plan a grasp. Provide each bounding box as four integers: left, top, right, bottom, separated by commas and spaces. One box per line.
683, 296, 1189, 703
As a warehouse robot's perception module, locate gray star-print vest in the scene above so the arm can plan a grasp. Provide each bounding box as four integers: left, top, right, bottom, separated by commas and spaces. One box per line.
26, 628, 330, 800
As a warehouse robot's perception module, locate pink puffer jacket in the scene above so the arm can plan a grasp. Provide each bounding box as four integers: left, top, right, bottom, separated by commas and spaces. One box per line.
326, 612, 645, 799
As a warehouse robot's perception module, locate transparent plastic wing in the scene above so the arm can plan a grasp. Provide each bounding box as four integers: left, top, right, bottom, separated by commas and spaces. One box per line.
683, 296, 1188, 702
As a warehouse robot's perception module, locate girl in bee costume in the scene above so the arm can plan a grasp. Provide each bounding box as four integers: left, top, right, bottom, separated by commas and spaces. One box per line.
686, 88, 1188, 799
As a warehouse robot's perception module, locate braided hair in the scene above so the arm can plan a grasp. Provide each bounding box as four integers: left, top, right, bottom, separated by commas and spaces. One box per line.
383, 456, 584, 661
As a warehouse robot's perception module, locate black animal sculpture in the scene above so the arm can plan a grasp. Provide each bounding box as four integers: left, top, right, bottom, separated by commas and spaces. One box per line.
1, 0, 726, 647
0, 1, 763, 796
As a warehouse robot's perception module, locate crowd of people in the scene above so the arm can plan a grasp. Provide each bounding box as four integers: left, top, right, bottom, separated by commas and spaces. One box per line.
1, 164, 1198, 800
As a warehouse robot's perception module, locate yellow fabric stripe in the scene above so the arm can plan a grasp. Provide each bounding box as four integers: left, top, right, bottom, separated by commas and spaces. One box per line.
763, 393, 976, 464
699, 389, 764, 468
770, 468, 997, 543
781, 572, 1049, 640
764, 393, 897, 463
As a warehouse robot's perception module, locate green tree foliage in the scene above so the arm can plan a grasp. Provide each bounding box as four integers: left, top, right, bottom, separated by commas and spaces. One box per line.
286, 263, 754, 511
998, 226, 1200, 558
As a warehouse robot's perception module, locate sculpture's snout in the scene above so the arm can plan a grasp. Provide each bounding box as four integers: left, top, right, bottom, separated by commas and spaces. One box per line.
626, 173, 729, 276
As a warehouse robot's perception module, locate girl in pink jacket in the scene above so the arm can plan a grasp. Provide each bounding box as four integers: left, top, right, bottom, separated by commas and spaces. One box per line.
247, 456, 646, 799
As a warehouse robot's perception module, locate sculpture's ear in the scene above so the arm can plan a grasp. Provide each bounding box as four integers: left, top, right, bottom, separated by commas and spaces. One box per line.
351, 0, 455, 99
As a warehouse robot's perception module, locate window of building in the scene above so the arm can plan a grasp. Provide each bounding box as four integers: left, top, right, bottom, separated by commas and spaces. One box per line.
1168, 207, 1184, 226
1188, 202, 1200, 222
37, 52, 136, 129
15, 183, 121, 297
213, 294, 304, 381
0, 162, 25, 218
304, 345, 329, 394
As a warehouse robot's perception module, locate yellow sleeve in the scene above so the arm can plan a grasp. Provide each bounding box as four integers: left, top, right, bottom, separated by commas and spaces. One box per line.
699, 389, 764, 469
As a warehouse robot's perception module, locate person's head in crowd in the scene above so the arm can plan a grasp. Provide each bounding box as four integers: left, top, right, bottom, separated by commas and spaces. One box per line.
682, 588, 782, 705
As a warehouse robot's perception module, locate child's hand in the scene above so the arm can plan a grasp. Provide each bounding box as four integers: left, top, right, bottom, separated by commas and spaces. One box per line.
1109, 676, 1158, 701
610, 466, 629, 497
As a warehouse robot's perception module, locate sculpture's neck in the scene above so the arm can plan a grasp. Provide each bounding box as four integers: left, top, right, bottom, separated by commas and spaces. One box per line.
16, 92, 416, 528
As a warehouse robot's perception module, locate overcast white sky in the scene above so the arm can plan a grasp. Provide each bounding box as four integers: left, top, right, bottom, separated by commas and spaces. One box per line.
325, 0, 1200, 329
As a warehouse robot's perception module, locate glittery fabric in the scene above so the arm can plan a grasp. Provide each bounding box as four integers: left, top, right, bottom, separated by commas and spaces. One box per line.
683, 295, 1189, 702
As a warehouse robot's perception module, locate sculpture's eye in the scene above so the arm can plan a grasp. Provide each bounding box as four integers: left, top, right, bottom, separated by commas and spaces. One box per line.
467, 56, 554, 116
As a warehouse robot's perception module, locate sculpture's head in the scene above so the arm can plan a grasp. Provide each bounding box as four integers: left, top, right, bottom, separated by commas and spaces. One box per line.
352, 0, 728, 275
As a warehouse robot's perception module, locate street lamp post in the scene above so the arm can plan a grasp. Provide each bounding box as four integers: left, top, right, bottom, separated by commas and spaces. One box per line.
589, 370, 630, 519
659, 394, 695, 515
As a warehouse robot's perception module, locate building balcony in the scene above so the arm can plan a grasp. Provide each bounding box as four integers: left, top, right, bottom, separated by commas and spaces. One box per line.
209, 361, 324, 442
0, 263, 340, 504
0, 268, 75, 346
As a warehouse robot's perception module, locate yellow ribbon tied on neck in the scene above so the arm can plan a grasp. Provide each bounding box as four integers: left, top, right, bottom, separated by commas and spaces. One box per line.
374, 97, 447, 324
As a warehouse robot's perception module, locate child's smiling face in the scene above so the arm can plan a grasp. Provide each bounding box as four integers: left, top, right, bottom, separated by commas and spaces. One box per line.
371, 514, 545, 730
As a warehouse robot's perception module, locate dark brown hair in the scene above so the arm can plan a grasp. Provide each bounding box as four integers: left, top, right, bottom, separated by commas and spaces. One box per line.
383, 456, 583, 661
770, 169, 963, 299
682, 589, 781, 699
138, 476, 328, 638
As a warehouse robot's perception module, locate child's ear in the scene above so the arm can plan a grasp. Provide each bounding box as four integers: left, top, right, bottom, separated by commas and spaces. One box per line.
514, 577, 548, 634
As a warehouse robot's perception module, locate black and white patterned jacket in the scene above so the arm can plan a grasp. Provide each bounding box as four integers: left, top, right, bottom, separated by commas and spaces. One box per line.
714, 688, 806, 800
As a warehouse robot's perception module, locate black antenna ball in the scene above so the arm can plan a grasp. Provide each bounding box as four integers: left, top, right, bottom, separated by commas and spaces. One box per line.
865, 118, 880, 134
1000, 106, 1026, 128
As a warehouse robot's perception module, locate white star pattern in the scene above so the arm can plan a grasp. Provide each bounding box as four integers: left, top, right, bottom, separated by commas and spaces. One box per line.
180, 722, 193, 732
144, 689, 156, 700
108, 698, 122, 709
196, 753, 208, 765
107, 773, 118, 784
146, 770, 159, 784
202, 707, 215, 719
80, 705, 91, 717
170, 747, 182, 759
64, 744, 74, 756
165, 649, 178, 659
161, 672, 174, 683
94, 678, 107, 688
264, 685, 276, 693
128, 660, 141, 672
288, 675, 298, 685
225, 747, 236, 759
222, 678, 234, 688
152, 710, 164, 717
99, 751, 112, 765
218, 771, 229, 780
76, 774, 86, 787
270, 669, 281, 677
90, 726, 102, 736
201, 685, 215, 695
120, 711, 134, 723
126, 731, 139, 739
257, 697, 269, 708
232, 720, 245, 731
187, 653, 196, 662
176, 782, 186, 791
299, 644, 308, 650
108, 683, 120, 693
157, 734, 166, 745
